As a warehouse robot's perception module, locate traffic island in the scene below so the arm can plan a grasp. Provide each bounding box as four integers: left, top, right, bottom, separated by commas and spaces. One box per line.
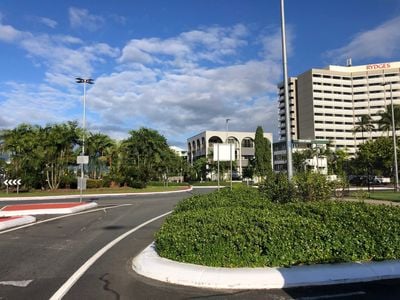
132, 242, 400, 289
0, 202, 98, 217
0, 216, 36, 231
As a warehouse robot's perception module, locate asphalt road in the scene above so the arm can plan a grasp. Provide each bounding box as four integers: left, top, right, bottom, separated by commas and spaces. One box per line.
0, 188, 400, 299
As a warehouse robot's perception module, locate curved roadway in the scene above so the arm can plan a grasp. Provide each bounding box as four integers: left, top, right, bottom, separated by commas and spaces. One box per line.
0, 189, 399, 299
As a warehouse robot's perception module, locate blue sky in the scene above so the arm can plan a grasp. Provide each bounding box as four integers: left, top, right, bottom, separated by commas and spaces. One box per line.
1, 0, 400, 147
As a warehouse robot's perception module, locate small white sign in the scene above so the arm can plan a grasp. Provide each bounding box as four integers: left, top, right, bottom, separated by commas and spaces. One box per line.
77, 155, 89, 164
213, 144, 235, 161
77, 177, 87, 190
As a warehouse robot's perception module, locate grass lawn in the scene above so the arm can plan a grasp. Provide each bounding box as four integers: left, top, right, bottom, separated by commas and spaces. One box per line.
367, 190, 400, 202
0, 185, 190, 198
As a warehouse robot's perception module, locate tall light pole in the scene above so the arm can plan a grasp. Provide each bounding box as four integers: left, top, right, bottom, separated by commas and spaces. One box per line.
280, 0, 293, 180
75, 77, 94, 201
225, 118, 230, 143
382, 81, 398, 192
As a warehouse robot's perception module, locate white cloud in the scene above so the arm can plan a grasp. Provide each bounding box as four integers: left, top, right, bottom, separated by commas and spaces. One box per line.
0, 21, 286, 143
0, 23, 25, 42
69, 7, 104, 31
326, 16, 400, 62
0, 81, 78, 127
39, 17, 58, 29
118, 25, 249, 67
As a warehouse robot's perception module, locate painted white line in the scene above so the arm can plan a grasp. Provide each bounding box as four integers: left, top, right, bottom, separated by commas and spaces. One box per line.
49, 210, 172, 300
0, 280, 33, 287
0, 204, 132, 235
296, 291, 366, 300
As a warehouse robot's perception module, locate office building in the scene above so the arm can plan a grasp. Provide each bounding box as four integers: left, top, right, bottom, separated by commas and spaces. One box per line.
187, 130, 273, 176
278, 61, 400, 155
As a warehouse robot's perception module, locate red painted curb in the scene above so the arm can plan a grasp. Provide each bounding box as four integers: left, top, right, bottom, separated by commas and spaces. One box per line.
0, 216, 21, 222
1, 202, 89, 211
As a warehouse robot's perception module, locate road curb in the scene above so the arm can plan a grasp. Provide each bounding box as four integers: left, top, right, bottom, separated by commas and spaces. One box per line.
132, 243, 400, 289
0, 216, 36, 230
0, 202, 98, 216
0, 186, 193, 201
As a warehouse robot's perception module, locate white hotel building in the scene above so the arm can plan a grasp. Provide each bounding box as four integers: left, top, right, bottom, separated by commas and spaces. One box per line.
278, 61, 400, 155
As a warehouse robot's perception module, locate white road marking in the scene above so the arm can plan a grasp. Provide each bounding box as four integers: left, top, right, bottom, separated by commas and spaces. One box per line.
0, 204, 133, 235
49, 210, 172, 300
296, 291, 366, 300
0, 280, 33, 287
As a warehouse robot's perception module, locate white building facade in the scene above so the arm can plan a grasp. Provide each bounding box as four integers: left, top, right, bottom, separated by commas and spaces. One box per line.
278, 61, 400, 155
187, 130, 273, 176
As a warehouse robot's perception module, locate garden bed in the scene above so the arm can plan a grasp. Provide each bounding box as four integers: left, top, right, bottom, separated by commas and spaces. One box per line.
155, 187, 400, 268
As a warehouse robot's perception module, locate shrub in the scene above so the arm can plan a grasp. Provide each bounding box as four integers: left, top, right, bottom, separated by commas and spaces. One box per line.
259, 172, 297, 203
293, 172, 333, 202
155, 186, 400, 268
86, 179, 103, 189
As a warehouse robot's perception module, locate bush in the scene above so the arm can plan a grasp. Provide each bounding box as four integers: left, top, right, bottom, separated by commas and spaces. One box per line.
86, 179, 103, 189
259, 172, 297, 203
155, 186, 400, 268
128, 180, 147, 189
293, 172, 333, 202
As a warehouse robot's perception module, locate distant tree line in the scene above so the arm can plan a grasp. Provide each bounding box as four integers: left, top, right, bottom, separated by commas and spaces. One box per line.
0, 123, 190, 190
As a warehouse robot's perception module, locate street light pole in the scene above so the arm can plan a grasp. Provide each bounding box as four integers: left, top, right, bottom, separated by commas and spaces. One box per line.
383, 81, 399, 192
280, 0, 293, 180
389, 82, 399, 192
225, 118, 232, 190
75, 77, 94, 201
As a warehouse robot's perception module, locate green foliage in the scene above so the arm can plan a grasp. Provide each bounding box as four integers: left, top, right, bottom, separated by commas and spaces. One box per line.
119, 127, 178, 185
259, 172, 297, 203
293, 172, 333, 202
254, 126, 272, 178
155, 186, 400, 268
86, 179, 104, 189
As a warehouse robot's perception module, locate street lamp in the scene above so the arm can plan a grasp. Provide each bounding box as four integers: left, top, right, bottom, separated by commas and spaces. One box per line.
75, 77, 94, 201
280, 0, 293, 180
382, 81, 399, 192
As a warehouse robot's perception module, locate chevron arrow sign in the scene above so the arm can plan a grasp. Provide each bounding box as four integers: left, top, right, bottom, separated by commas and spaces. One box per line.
3, 179, 22, 186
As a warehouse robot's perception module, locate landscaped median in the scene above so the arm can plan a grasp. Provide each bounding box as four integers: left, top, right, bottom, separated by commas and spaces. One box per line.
133, 185, 400, 289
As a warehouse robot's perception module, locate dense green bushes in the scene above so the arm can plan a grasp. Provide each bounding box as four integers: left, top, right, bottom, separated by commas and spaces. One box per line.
259, 172, 335, 203
155, 186, 400, 268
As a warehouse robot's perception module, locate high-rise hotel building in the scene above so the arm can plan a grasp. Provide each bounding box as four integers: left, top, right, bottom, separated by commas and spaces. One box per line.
278, 61, 400, 155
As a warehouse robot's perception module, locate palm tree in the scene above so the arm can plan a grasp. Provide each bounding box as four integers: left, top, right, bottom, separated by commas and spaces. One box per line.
353, 114, 375, 142
86, 133, 115, 179
377, 104, 400, 136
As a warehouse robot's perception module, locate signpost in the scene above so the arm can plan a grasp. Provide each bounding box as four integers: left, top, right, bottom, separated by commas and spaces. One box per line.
213, 143, 235, 190
3, 179, 22, 194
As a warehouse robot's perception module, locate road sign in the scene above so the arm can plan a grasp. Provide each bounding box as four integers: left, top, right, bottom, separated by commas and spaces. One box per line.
3, 179, 21, 186
77, 155, 89, 164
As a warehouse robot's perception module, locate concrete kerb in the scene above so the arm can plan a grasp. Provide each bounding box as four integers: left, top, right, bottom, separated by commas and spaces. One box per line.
132, 243, 400, 290
0, 216, 36, 231
0, 186, 193, 202
0, 202, 98, 217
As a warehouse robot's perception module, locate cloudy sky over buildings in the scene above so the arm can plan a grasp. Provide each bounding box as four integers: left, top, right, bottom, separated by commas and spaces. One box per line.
1, 0, 400, 146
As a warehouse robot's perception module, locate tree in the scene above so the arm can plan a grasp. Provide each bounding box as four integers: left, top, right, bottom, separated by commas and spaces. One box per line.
377, 104, 400, 135
120, 128, 171, 186
350, 137, 394, 177
86, 133, 115, 179
41, 122, 80, 190
254, 126, 272, 178
353, 114, 374, 142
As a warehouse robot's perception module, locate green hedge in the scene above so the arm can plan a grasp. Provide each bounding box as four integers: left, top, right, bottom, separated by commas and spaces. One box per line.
155, 187, 400, 267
